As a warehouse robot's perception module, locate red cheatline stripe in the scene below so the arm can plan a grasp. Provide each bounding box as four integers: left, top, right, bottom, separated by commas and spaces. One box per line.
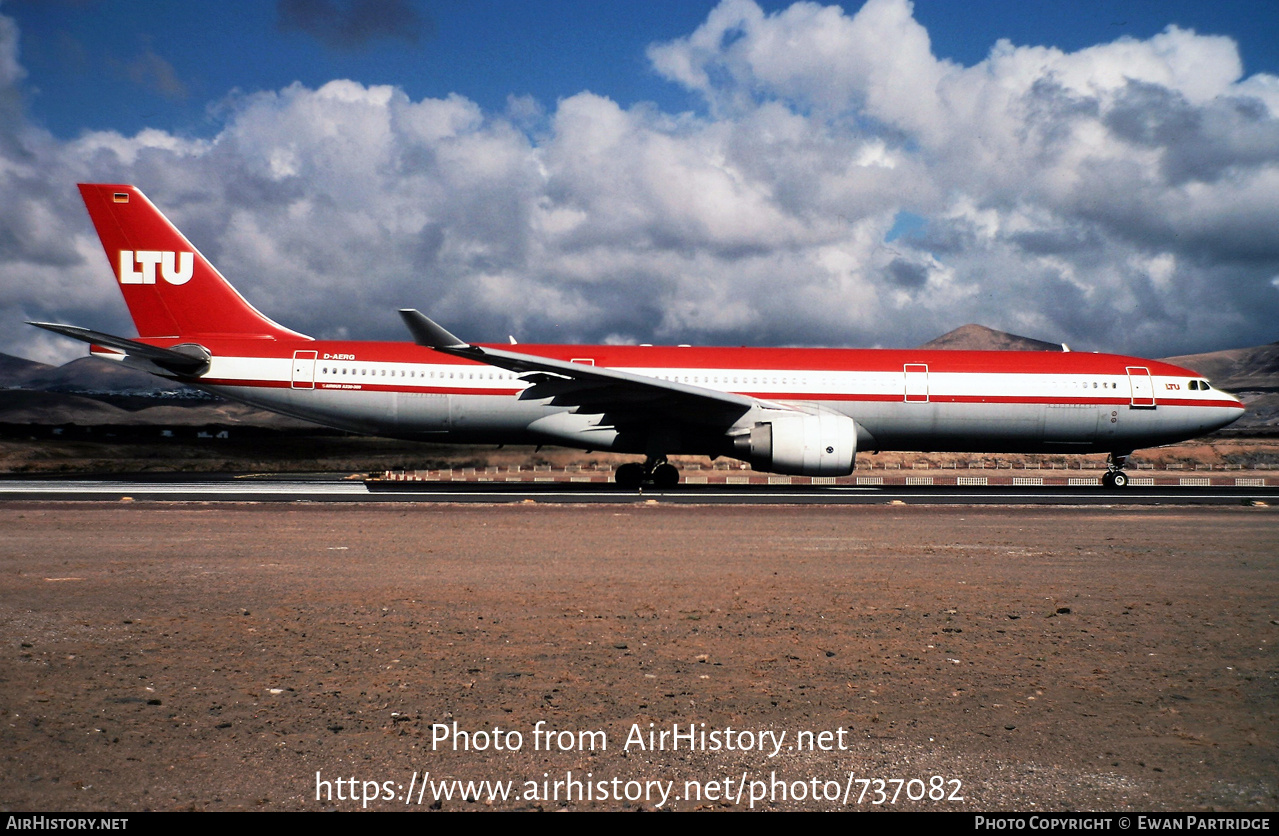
199, 378, 1242, 410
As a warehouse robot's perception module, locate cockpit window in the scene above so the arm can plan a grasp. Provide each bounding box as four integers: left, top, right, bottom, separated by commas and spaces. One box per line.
1200, 379, 1211, 390
1189, 380, 1198, 390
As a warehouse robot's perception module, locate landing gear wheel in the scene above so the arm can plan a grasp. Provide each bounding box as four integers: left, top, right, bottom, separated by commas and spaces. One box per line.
651, 462, 680, 489
615, 462, 644, 489
1101, 470, 1129, 488
1103, 452, 1131, 489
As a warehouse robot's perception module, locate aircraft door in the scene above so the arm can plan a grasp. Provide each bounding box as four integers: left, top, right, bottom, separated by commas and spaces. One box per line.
291, 350, 317, 389
1126, 366, 1156, 408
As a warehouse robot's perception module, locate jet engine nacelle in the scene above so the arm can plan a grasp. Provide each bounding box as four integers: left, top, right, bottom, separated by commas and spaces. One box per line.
733, 412, 858, 476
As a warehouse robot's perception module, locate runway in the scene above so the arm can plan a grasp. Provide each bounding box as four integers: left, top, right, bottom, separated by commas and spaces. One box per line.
1, 475, 1275, 504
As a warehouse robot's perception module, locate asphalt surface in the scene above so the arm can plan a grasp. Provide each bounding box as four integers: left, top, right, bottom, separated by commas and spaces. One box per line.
0, 475, 1276, 505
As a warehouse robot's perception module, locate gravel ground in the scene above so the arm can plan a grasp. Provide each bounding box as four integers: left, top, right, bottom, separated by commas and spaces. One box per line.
1, 502, 1275, 811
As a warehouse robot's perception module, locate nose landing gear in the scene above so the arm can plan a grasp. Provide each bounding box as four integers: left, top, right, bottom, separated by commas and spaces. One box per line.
615, 456, 680, 489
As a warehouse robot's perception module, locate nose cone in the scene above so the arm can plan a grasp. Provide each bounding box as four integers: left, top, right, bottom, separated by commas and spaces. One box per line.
1214, 390, 1246, 431
1193, 387, 1246, 436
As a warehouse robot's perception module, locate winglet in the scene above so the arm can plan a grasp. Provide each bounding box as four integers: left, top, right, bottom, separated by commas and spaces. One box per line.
398, 309, 471, 350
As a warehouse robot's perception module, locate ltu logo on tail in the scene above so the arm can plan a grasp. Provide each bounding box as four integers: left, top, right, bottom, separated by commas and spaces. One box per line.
119, 250, 194, 285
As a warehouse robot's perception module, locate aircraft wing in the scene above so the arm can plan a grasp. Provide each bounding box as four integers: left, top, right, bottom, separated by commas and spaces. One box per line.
399, 309, 764, 423
27, 321, 211, 376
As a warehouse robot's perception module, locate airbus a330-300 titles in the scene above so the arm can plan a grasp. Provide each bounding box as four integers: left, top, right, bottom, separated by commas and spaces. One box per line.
31, 184, 1243, 488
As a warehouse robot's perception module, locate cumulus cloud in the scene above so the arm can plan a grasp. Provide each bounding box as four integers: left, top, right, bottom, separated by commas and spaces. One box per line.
1, 0, 1278, 366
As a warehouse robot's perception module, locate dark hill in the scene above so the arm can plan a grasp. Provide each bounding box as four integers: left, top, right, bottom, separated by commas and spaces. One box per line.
1162, 342, 1279, 392
916, 324, 1062, 351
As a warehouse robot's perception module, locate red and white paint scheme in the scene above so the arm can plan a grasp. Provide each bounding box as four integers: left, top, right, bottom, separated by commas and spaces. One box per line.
32, 184, 1244, 488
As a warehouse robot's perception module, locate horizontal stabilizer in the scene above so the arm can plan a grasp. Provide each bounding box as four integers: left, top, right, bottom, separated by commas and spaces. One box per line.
27, 321, 211, 376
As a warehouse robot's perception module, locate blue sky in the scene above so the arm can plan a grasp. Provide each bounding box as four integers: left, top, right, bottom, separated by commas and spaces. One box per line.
3, 0, 1278, 363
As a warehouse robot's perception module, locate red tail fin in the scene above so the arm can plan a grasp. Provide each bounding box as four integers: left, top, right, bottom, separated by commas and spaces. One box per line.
78, 184, 309, 341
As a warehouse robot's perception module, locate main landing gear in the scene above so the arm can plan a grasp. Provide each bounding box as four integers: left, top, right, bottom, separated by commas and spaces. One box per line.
1101, 452, 1130, 488
615, 456, 680, 490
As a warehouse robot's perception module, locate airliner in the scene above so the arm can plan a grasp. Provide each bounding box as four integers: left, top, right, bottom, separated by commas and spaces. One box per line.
30, 184, 1244, 488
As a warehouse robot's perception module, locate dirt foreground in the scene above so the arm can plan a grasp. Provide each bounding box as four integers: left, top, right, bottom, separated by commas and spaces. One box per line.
1, 502, 1275, 811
